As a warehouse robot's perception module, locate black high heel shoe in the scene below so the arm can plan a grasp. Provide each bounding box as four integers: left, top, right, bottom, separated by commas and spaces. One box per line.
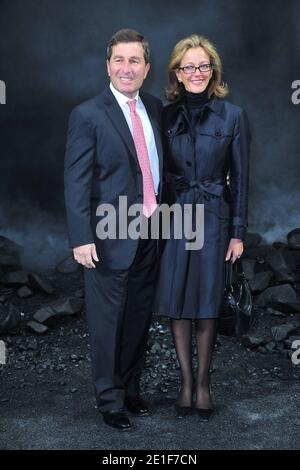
174, 403, 192, 418
195, 385, 215, 421
195, 407, 214, 421
174, 381, 195, 418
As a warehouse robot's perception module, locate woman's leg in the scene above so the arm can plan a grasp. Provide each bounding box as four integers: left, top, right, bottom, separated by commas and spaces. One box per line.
171, 318, 193, 406
195, 318, 217, 409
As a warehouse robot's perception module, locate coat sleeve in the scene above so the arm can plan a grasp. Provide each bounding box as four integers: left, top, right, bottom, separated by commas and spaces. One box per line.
230, 108, 251, 241
64, 106, 96, 248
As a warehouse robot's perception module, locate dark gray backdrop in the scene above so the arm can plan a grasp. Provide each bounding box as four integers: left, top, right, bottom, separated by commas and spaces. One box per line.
0, 0, 299, 268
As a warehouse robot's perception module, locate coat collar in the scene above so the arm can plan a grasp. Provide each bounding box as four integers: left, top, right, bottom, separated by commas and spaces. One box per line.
166, 95, 225, 136
176, 95, 224, 116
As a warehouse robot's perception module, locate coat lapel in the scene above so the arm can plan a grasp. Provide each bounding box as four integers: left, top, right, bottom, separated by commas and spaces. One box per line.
102, 88, 139, 166
102, 87, 163, 196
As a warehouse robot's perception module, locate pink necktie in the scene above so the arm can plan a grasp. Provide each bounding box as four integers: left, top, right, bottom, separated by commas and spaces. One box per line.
127, 99, 158, 218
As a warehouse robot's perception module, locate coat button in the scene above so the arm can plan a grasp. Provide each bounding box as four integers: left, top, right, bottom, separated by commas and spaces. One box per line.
204, 194, 211, 201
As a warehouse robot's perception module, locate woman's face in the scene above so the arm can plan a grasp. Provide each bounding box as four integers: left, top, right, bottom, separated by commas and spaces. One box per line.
176, 47, 213, 94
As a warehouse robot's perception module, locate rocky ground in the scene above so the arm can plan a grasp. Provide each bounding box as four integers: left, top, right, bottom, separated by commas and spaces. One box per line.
0, 233, 300, 450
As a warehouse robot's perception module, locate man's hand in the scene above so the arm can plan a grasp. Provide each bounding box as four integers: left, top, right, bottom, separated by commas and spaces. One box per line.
73, 243, 99, 269
225, 238, 243, 264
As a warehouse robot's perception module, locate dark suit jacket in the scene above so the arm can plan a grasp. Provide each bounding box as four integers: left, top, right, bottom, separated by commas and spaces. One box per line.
64, 87, 163, 269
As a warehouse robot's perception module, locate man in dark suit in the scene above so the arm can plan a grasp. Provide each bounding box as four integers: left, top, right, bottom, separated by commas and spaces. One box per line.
64, 29, 163, 430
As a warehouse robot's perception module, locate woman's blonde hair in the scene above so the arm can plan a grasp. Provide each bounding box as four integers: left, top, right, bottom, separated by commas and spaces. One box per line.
166, 34, 229, 101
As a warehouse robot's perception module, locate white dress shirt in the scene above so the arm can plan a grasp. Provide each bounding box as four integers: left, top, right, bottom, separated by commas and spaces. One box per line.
109, 82, 160, 194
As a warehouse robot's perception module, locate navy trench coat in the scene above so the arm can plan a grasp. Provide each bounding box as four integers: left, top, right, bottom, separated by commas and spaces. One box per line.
154, 96, 251, 319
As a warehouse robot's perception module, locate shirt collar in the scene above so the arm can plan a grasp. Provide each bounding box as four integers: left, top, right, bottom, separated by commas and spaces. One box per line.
109, 82, 140, 108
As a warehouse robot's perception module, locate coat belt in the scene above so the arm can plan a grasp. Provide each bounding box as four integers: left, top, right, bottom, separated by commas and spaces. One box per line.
167, 174, 229, 220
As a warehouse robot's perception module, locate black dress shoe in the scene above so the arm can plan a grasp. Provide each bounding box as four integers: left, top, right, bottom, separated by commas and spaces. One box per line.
196, 407, 215, 421
102, 408, 132, 431
174, 404, 192, 418
125, 396, 150, 416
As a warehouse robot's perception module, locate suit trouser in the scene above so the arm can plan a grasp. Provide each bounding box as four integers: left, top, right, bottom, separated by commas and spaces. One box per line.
84, 235, 157, 413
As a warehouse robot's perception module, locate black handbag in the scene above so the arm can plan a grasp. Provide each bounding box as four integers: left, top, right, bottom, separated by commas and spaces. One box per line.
218, 260, 255, 337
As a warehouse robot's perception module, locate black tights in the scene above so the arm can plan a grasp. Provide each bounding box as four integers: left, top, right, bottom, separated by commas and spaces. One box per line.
170, 318, 217, 409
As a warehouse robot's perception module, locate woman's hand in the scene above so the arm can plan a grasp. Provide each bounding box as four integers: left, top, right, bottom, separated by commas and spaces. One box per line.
225, 238, 244, 263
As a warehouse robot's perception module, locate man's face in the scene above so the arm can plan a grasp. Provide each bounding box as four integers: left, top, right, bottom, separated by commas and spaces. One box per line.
107, 42, 150, 99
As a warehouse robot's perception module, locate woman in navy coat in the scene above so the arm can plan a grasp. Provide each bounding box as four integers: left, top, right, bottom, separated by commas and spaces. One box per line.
154, 34, 250, 419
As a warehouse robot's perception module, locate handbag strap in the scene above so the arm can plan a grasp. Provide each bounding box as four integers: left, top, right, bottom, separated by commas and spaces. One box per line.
225, 261, 233, 286
225, 259, 243, 287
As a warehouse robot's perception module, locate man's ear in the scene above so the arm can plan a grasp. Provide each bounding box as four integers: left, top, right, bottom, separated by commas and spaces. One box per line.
106, 59, 110, 77
144, 63, 150, 79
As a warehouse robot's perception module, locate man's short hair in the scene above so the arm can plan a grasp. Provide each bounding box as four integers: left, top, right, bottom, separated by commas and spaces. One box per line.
107, 29, 150, 64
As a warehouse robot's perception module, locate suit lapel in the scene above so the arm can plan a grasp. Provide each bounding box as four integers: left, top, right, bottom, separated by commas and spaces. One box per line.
102, 87, 163, 195
102, 88, 139, 166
